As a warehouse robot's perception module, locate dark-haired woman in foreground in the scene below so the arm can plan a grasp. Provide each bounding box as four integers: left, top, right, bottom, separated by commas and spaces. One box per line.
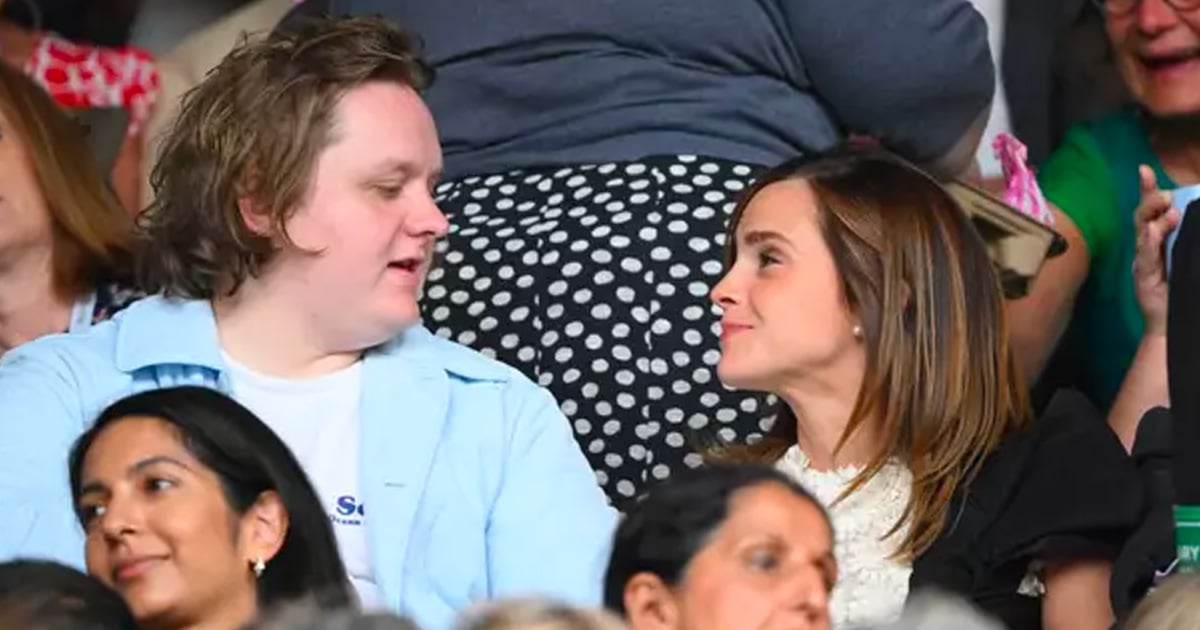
710, 148, 1142, 629
605, 465, 835, 630
69, 386, 352, 629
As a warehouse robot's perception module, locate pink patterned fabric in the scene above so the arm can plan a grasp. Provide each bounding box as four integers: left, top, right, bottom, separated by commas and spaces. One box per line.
23, 33, 160, 137
994, 133, 1054, 226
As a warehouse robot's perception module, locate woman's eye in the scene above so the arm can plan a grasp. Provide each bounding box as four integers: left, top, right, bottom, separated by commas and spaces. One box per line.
146, 477, 176, 492
78, 503, 107, 526
746, 549, 780, 572
757, 251, 779, 267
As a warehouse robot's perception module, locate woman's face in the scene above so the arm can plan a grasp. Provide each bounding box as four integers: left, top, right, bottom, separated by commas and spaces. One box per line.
1107, 0, 1200, 117
628, 481, 836, 630
0, 104, 54, 264
711, 179, 863, 394
76, 416, 268, 630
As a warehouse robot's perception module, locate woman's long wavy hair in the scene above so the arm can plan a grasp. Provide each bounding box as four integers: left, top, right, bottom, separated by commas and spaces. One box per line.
716, 147, 1031, 560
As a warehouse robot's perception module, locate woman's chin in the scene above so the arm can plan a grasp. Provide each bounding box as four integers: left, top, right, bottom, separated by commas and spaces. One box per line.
716, 360, 771, 393
125, 595, 183, 630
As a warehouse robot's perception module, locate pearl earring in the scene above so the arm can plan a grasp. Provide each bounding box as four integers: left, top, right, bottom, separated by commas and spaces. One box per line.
852, 325, 864, 340
252, 557, 266, 578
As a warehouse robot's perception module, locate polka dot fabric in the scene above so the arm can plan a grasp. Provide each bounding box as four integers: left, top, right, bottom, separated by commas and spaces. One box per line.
425, 156, 774, 505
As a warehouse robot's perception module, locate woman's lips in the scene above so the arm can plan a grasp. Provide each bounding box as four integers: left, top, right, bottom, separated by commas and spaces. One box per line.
112, 556, 165, 583
1141, 51, 1200, 82
720, 322, 752, 341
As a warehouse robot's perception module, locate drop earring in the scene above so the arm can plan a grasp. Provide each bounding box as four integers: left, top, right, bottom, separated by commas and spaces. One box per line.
252, 557, 266, 579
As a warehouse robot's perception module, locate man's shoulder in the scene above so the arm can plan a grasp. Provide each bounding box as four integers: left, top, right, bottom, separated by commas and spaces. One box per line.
387, 327, 532, 386
0, 296, 210, 400
374, 329, 562, 438
0, 325, 128, 428
2, 320, 121, 375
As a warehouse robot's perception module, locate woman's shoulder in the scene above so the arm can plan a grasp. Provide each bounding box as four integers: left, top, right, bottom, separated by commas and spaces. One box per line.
1038, 111, 1144, 257
1041, 108, 1149, 185
975, 390, 1137, 552
979, 390, 1141, 552
1060, 108, 1148, 154
912, 390, 1142, 595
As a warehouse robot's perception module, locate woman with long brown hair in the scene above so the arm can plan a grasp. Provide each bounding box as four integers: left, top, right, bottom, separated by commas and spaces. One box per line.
711, 147, 1141, 629
0, 0, 157, 213
0, 61, 139, 355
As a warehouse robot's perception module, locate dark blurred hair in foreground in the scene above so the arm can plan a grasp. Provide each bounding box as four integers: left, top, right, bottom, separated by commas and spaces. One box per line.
0, 560, 136, 630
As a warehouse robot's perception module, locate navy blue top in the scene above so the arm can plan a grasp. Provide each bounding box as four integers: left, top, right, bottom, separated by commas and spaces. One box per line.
327, 0, 994, 179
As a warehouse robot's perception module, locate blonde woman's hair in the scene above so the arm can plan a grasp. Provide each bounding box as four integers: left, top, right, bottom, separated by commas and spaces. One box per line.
1125, 575, 1200, 630
455, 599, 627, 630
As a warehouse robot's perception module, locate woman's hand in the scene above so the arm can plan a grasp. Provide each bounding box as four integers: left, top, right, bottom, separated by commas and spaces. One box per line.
1132, 165, 1180, 337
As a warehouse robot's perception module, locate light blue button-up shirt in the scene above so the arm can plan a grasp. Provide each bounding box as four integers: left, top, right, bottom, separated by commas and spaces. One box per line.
0, 296, 616, 628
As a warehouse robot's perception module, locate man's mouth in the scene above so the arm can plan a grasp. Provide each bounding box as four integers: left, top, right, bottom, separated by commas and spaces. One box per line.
388, 258, 421, 272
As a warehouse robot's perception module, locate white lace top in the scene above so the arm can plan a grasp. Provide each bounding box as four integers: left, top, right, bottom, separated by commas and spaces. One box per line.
776, 445, 914, 629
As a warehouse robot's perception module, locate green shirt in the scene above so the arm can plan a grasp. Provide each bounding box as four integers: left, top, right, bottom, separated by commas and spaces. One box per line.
1038, 108, 1173, 410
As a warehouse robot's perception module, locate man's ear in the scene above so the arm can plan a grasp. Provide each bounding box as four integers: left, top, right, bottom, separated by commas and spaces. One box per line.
623, 572, 681, 630
237, 195, 273, 236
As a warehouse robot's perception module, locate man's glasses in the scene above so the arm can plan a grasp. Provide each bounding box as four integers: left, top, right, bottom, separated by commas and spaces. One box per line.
1093, 0, 1200, 15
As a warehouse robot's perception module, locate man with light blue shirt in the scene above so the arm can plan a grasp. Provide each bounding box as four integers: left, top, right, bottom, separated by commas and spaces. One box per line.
0, 16, 615, 629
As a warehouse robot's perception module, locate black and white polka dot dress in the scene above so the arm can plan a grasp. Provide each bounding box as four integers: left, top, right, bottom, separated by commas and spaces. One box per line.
425, 155, 773, 505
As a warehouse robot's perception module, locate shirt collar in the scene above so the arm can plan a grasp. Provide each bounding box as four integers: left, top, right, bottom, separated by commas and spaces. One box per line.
113, 295, 512, 383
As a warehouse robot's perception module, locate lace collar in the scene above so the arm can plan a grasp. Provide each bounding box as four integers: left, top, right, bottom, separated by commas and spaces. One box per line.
776, 445, 914, 629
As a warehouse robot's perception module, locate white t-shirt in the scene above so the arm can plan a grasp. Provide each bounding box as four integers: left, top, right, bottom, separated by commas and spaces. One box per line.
223, 353, 385, 609
968, 0, 1013, 178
